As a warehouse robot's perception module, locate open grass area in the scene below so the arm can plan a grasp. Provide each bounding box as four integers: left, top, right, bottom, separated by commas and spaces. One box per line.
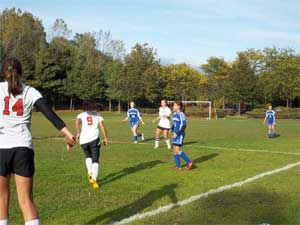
8, 112, 300, 225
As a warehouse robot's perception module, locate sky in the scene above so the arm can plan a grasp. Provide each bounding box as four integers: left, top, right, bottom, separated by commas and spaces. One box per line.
0, 0, 299, 66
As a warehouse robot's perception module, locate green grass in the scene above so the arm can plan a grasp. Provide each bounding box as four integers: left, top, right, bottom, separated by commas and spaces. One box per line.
8, 112, 300, 225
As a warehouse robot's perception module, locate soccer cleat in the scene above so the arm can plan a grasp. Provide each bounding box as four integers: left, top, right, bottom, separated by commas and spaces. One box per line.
91, 180, 100, 189
141, 133, 145, 141
186, 161, 193, 170
134, 141, 138, 144
88, 173, 93, 184
174, 166, 182, 171
154, 145, 159, 149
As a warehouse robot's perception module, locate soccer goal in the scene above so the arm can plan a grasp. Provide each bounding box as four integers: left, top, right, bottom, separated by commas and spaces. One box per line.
168, 101, 212, 120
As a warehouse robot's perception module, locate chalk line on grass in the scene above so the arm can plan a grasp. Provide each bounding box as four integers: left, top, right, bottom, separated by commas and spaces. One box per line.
108, 161, 300, 225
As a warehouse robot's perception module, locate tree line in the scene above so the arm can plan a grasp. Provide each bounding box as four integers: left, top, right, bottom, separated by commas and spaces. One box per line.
0, 8, 299, 110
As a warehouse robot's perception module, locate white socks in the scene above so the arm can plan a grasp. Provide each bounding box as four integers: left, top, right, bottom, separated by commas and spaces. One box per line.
25, 219, 40, 225
0, 219, 8, 225
165, 139, 171, 149
85, 158, 92, 174
92, 163, 99, 180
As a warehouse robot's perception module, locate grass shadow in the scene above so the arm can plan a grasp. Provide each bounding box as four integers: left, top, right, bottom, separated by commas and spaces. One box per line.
100, 160, 164, 185
85, 184, 178, 225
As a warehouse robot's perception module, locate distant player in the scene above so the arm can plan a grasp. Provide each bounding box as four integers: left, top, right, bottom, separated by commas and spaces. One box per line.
0, 57, 75, 225
75, 101, 108, 189
152, 99, 171, 149
263, 104, 277, 138
171, 101, 193, 170
122, 101, 145, 143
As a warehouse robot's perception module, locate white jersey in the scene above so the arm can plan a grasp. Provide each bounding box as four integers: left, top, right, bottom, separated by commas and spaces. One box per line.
0, 82, 42, 149
77, 111, 103, 145
158, 106, 171, 129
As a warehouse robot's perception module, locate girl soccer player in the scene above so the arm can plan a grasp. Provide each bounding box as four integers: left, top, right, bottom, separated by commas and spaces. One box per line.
171, 101, 193, 170
122, 101, 145, 143
152, 99, 171, 149
263, 104, 277, 138
75, 101, 108, 189
0, 57, 75, 225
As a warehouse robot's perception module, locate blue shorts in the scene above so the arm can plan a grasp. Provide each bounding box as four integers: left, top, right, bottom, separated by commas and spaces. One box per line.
268, 119, 275, 126
172, 134, 185, 146
130, 121, 139, 128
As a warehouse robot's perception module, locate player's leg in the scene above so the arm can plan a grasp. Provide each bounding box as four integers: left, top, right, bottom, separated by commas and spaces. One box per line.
90, 139, 100, 189
13, 148, 39, 224
154, 127, 162, 149
268, 124, 272, 138
173, 145, 181, 170
163, 129, 171, 149
176, 135, 192, 170
81, 143, 93, 182
0, 175, 10, 225
14, 175, 39, 224
271, 124, 276, 137
131, 124, 139, 143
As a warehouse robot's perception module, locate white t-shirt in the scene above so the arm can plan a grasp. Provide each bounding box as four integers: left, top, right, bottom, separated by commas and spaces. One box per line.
0, 82, 42, 149
158, 106, 171, 129
77, 111, 103, 145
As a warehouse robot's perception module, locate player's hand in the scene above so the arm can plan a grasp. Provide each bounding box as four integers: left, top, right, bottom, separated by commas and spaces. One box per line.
103, 138, 108, 146
76, 133, 80, 141
65, 136, 76, 150
152, 119, 156, 123
172, 133, 177, 138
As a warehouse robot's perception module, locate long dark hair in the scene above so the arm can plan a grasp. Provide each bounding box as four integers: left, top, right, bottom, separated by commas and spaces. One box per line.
1, 57, 23, 97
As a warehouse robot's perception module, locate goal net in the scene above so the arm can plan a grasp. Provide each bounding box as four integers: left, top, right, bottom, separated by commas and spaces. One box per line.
167, 101, 212, 120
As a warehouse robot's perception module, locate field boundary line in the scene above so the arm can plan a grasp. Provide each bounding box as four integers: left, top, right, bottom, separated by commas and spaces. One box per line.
108, 161, 300, 225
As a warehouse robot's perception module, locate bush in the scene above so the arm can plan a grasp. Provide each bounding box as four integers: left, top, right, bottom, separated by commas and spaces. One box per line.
139, 108, 158, 114
246, 107, 300, 119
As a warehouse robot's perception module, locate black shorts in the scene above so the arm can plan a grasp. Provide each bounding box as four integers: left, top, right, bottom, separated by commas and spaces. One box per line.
0, 147, 35, 177
81, 138, 100, 163
157, 126, 170, 131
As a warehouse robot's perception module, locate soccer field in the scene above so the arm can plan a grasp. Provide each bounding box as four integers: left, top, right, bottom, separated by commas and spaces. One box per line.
8, 112, 300, 225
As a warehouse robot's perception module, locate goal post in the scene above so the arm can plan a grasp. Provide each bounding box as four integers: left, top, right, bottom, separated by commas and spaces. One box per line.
168, 100, 212, 120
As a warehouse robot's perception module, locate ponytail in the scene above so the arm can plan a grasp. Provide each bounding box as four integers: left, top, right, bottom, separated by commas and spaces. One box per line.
1, 57, 23, 97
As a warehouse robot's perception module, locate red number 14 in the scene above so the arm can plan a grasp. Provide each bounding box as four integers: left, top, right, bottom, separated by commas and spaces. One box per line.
3, 97, 24, 116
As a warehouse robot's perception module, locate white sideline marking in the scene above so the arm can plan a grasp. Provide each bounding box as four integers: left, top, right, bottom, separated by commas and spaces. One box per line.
108, 161, 300, 225
108, 140, 300, 156
187, 145, 300, 156
35, 138, 300, 156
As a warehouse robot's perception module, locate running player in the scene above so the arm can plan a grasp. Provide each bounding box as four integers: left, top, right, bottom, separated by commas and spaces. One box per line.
0, 57, 75, 225
122, 101, 145, 143
153, 99, 171, 149
263, 104, 277, 138
75, 101, 108, 189
171, 101, 193, 170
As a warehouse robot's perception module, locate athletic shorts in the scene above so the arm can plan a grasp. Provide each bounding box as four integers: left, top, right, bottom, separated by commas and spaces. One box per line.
130, 121, 139, 128
81, 138, 100, 163
157, 126, 170, 131
268, 119, 275, 126
0, 147, 35, 177
172, 134, 185, 147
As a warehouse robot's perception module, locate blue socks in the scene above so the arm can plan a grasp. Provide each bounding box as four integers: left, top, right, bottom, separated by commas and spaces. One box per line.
174, 153, 180, 167
174, 151, 191, 167
134, 135, 138, 142
179, 151, 191, 164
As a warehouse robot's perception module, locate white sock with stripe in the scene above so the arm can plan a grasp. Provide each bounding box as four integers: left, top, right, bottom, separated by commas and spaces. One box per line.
25, 219, 40, 225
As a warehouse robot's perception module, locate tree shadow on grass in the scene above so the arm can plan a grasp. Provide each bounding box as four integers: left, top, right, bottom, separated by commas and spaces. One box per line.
100, 160, 164, 185
85, 184, 178, 225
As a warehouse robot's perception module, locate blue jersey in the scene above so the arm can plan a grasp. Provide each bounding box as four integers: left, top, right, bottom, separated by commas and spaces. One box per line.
172, 111, 186, 135
127, 108, 141, 124
266, 110, 276, 124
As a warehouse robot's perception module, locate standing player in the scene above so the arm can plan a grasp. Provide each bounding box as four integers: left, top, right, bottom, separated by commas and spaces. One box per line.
0, 57, 75, 225
75, 101, 108, 189
122, 101, 145, 143
171, 101, 193, 170
152, 99, 171, 149
263, 104, 277, 138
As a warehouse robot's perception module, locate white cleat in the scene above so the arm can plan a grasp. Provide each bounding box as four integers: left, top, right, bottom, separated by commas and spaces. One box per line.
134, 141, 138, 144
154, 145, 159, 149
141, 133, 145, 141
